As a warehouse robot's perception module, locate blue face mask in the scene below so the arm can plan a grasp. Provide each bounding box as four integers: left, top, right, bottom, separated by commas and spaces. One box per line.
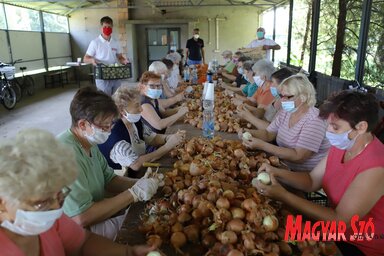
281, 101, 297, 113
257, 31, 264, 39
237, 67, 244, 75
146, 88, 162, 99
270, 87, 279, 98
326, 130, 358, 150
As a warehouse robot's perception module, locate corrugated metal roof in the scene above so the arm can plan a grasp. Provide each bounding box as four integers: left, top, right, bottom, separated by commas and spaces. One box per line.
1, 0, 287, 16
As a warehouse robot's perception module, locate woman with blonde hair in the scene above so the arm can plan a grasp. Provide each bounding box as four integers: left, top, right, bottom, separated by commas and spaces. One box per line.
242, 74, 330, 171
98, 85, 185, 176
0, 129, 155, 256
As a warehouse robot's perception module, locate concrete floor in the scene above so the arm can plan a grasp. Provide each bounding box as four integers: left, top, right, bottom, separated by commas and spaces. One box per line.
0, 81, 137, 139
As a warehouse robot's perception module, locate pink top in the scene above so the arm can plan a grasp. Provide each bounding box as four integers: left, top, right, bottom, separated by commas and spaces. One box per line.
323, 137, 384, 256
267, 107, 330, 171
0, 214, 86, 256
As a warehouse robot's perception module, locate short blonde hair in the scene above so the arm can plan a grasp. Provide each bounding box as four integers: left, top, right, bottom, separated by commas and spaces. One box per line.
0, 129, 78, 202
278, 74, 317, 107
113, 86, 141, 112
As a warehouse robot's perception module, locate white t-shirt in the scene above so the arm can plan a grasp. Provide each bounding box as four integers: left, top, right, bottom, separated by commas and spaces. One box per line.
167, 65, 180, 90
86, 35, 121, 65
246, 38, 278, 60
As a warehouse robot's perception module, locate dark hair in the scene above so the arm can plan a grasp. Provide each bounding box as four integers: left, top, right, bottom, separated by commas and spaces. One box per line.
319, 90, 379, 132
238, 56, 252, 63
193, 28, 199, 32
139, 71, 161, 84
70, 87, 118, 127
100, 16, 113, 26
176, 48, 184, 58
234, 51, 245, 58
161, 58, 174, 70
271, 68, 295, 84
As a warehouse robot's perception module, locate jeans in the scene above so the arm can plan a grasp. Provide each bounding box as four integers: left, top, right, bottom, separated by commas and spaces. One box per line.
187, 59, 203, 66
95, 79, 122, 96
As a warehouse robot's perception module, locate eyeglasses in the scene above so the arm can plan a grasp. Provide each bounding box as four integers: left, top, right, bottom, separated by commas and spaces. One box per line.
90, 120, 116, 132
279, 94, 296, 100
147, 83, 162, 89
25, 186, 72, 211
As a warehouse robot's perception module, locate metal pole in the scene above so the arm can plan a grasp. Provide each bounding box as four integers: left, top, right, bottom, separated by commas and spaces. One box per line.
308, 0, 321, 73
2, 3, 13, 63
272, 6, 276, 62
286, 0, 294, 66
39, 11, 49, 70
355, 0, 372, 84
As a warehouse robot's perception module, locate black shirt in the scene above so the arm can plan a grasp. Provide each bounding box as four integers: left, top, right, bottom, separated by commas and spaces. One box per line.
235, 74, 248, 87
186, 38, 204, 61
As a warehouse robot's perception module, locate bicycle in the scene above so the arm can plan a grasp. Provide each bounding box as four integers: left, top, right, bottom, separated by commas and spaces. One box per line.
0, 67, 17, 110
8, 59, 35, 102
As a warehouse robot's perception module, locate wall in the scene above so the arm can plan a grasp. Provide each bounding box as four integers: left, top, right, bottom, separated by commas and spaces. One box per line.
129, 5, 263, 80
68, 0, 129, 79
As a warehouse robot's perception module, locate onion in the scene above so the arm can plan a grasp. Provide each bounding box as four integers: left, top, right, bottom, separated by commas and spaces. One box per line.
216, 197, 230, 209
269, 155, 280, 167
263, 215, 279, 232
242, 131, 252, 140
202, 233, 216, 248
146, 252, 161, 256
189, 161, 206, 176
207, 191, 218, 202
255, 172, 271, 185
233, 148, 246, 159
191, 208, 203, 219
223, 190, 235, 200
184, 224, 200, 242
177, 204, 192, 213
241, 198, 258, 212
227, 249, 244, 256
177, 212, 191, 223
170, 231, 187, 252
218, 230, 237, 244
230, 207, 245, 219
226, 219, 245, 233
146, 234, 162, 248
242, 232, 256, 250
161, 186, 172, 197
183, 191, 195, 205
171, 222, 183, 233
277, 241, 293, 255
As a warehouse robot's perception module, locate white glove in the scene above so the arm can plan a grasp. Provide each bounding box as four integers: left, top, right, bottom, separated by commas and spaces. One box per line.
128, 178, 159, 202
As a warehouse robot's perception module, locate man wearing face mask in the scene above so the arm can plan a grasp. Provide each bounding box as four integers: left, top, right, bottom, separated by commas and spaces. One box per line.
244, 27, 280, 61
186, 28, 205, 65
98, 86, 186, 178
83, 16, 129, 96
57, 87, 161, 240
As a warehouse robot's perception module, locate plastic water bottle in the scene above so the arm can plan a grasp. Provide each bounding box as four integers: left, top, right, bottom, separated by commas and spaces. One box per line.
202, 109, 214, 139
202, 99, 214, 111
192, 68, 198, 84
183, 68, 190, 82
206, 70, 213, 83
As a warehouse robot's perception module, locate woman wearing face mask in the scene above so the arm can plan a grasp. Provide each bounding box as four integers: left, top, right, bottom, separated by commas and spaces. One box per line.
57, 87, 160, 240
253, 91, 384, 256
220, 51, 243, 83
140, 71, 189, 134
231, 59, 276, 110
0, 129, 156, 256
222, 60, 257, 97
242, 74, 330, 172
237, 68, 294, 130
98, 86, 186, 177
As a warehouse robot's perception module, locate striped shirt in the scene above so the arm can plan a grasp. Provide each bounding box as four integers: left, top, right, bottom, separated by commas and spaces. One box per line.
267, 107, 330, 171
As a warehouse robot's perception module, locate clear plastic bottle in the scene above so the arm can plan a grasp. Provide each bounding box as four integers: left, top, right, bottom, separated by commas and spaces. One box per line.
192, 68, 198, 84
202, 109, 214, 139
183, 68, 190, 82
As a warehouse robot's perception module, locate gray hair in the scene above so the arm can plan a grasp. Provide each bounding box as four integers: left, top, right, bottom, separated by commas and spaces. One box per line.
0, 129, 78, 203
278, 73, 317, 107
242, 60, 254, 71
252, 59, 276, 80
221, 50, 233, 58
149, 61, 168, 75
165, 52, 181, 63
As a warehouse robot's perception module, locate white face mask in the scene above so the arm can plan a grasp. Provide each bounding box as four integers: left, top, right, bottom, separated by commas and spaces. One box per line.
124, 111, 141, 123
84, 125, 111, 145
193, 34, 199, 39
281, 100, 297, 113
1, 208, 63, 236
253, 76, 264, 87
326, 129, 358, 150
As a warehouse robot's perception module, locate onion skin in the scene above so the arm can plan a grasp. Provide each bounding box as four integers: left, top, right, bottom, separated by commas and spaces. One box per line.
230, 207, 245, 219
170, 231, 187, 250
227, 249, 244, 256
263, 215, 279, 232
233, 148, 246, 159
146, 234, 162, 248
184, 224, 200, 242
216, 197, 230, 209
255, 172, 271, 185
241, 198, 258, 212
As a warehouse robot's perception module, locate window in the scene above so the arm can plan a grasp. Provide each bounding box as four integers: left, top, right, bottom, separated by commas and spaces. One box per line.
363, 0, 384, 87
43, 13, 69, 33
0, 4, 6, 29
5, 4, 41, 31
290, 0, 312, 70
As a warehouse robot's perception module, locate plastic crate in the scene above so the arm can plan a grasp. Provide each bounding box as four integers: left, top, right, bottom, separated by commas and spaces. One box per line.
94, 63, 132, 80
306, 191, 329, 207
0, 66, 15, 79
